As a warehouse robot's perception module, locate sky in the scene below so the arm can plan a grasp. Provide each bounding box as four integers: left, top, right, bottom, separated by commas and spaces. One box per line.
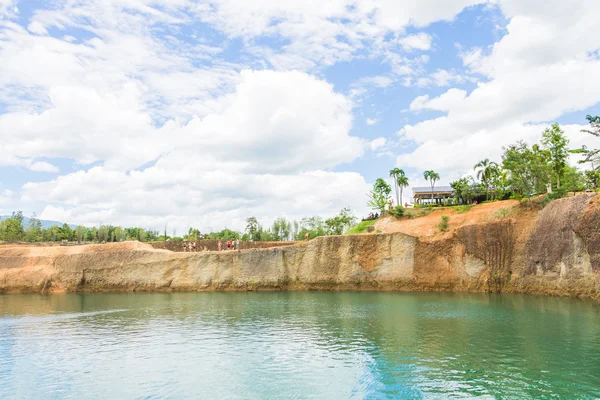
0, 0, 599, 233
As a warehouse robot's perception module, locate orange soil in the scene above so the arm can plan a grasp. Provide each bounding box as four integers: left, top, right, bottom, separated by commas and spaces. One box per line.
375, 200, 520, 239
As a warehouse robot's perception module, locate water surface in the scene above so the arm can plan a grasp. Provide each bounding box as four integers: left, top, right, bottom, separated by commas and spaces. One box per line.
1, 292, 599, 399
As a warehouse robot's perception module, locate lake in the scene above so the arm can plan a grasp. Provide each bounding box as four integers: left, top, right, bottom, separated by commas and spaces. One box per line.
1, 292, 599, 399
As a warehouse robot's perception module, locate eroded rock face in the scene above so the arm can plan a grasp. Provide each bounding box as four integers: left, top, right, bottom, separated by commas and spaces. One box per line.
0, 196, 598, 301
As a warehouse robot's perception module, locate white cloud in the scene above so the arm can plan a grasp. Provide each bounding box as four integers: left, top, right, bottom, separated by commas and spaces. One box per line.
15, 69, 370, 230
190, 0, 486, 70
397, 0, 600, 181
409, 89, 467, 112
366, 118, 378, 126
369, 137, 387, 151
29, 161, 59, 173
398, 33, 432, 51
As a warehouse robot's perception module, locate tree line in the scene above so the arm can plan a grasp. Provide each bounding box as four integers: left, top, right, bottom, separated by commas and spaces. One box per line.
366, 116, 600, 212
0, 208, 357, 243
0, 212, 161, 243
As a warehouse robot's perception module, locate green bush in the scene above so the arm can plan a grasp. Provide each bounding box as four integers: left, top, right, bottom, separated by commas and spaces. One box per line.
548, 188, 567, 200
388, 206, 404, 218
494, 207, 511, 219
438, 215, 450, 232
453, 205, 473, 214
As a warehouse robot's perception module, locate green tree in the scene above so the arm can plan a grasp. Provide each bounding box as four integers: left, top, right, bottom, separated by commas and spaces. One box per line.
185, 227, 201, 240
584, 169, 600, 189
25, 213, 42, 242
271, 217, 292, 241
245, 217, 261, 241
423, 170, 440, 203
98, 225, 110, 243
389, 168, 405, 207
502, 141, 536, 199
397, 175, 409, 206
75, 225, 86, 244
561, 165, 585, 192
325, 207, 357, 235
58, 223, 73, 241
0, 212, 25, 241
541, 123, 569, 189
572, 115, 600, 167
474, 158, 499, 200
366, 178, 392, 213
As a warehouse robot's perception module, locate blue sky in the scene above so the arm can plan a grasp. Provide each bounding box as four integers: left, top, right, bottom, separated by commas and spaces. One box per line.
0, 0, 599, 230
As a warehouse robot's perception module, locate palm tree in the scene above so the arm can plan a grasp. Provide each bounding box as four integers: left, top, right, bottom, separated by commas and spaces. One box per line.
397, 175, 409, 206
474, 159, 499, 201
423, 170, 440, 204
389, 168, 405, 207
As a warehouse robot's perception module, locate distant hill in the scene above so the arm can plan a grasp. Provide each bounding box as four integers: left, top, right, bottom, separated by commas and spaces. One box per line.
0, 215, 77, 230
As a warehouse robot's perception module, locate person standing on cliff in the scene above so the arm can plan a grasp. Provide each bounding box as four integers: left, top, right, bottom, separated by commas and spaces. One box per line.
235, 239, 240, 251
218, 241, 222, 252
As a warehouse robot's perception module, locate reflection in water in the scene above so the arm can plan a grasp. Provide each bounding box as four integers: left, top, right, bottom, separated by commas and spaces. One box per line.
1, 292, 599, 399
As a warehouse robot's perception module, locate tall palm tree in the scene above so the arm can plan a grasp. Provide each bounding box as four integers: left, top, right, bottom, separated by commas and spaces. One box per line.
389, 168, 405, 207
423, 170, 440, 203
474, 159, 499, 201
397, 175, 409, 206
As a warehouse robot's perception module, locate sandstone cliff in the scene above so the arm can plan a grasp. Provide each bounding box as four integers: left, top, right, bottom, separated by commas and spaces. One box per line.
1, 195, 598, 301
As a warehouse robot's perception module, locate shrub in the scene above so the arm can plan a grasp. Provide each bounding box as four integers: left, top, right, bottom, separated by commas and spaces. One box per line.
494, 207, 511, 219
389, 206, 404, 218
548, 188, 567, 200
454, 205, 473, 214
438, 215, 450, 232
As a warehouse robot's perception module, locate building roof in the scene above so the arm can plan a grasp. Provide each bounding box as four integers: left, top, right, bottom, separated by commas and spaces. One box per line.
412, 186, 454, 194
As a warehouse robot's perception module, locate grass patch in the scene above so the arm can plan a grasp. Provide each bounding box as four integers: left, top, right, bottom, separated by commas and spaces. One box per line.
453, 205, 474, 214
494, 207, 512, 219
345, 219, 377, 234
438, 215, 450, 232
403, 207, 436, 218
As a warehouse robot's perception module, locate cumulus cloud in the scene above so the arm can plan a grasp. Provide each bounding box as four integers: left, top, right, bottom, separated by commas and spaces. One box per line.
15, 69, 370, 229
29, 161, 59, 173
398, 0, 600, 181
369, 137, 387, 151
398, 33, 432, 51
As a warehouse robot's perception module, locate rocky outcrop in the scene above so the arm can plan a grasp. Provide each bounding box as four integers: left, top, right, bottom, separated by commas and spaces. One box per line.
0, 195, 598, 301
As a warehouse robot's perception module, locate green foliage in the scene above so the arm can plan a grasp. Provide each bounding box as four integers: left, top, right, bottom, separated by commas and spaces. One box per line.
438, 215, 450, 232
573, 115, 600, 166
75, 226, 85, 244
541, 123, 569, 189
584, 169, 600, 189
453, 205, 473, 214
502, 141, 537, 199
474, 158, 500, 200
24, 213, 42, 242
548, 188, 567, 200
424, 170, 440, 202
367, 178, 392, 213
389, 168, 405, 207
494, 208, 512, 219
324, 207, 357, 235
345, 219, 377, 235
397, 175, 409, 206
450, 177, 482, 204
388, 206, 404, 218
0, 211, 25, 241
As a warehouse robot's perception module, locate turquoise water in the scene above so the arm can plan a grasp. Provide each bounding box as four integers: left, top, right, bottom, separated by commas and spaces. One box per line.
1, 292, 599, 399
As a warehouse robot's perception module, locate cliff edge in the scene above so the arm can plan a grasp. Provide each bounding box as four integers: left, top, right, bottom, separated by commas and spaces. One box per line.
1, 195, 598, 301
